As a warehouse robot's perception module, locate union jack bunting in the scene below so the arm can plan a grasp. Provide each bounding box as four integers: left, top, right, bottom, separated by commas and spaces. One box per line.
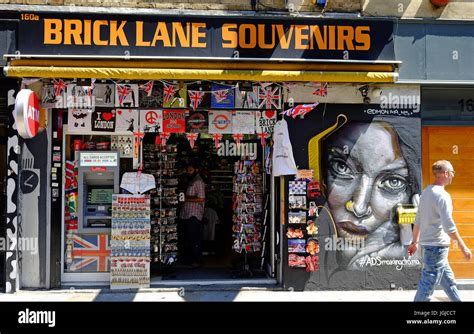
281, 102, 320, 119
258, 86, 281, 109
163, 83, 178, 105
188, 90, 205, 111
141, 80, 154, 97
70, 234, 110, 272
53, 79, 67, 97
212, 90, 228, 103
117, 84, 130, 106
312, 82, 328, 97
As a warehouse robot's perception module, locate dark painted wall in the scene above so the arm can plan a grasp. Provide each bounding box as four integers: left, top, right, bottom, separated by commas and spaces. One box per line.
283, 104, 422, 290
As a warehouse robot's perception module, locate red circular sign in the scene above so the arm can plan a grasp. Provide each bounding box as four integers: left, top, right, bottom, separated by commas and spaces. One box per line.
15, 89, 41, 138
213, 114, 230, 130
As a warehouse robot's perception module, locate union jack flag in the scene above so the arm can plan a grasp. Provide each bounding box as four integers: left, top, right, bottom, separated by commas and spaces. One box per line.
141, 80, 154, 97
258, 86, 281, 109
70, 234, 110, 272
53, 79, 67, 97
312, 82, 328, 97
163, 83, 178, 104
212, 90, 228, 103
188, 90, 205, 111
117, 84, 130, 106
281, 102, 320, 119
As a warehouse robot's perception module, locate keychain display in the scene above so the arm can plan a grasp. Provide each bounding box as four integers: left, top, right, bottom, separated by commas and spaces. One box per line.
232, 159, 263, 253
288, 211, 306, 225
287, 173, 320, 273
289, 195, 306, 209
110, 194, 151, 289
143, 142, 179, 265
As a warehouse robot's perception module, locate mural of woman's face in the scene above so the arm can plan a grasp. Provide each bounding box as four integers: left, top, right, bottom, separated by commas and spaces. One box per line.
325, 122, 411, 267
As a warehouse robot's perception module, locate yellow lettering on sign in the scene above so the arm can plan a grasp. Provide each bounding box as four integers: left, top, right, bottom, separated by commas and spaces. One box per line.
151, 22, 171, 47
337, 26, 355, 50
258, 24, 275, 49
276, 25, 293, 50
83, 20, 92, 45
44, 18, 62, 44
192, 23, 206, 48
64, 19, 83, 45
172, 22, 190, 47
239, 24, 256, 48
136, 21, 150, 47
295, 25, 309, 50
93, 20, 109, 46
355, 26, 370, 51
309, 25, 327, 50
222, 23, 238, 48
110, 21, 129, 46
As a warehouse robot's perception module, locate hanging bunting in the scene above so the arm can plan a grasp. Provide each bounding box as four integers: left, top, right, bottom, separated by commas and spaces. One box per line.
163, 82, 178, 105
211, 84, 235, 109
257, 132, 269, 147
312, 82, 328, 97
141, 80, 154, 97
186, 133, 199, 149
159, 133, 171, 146
115, 84, 139, 107
53, 79, 67, 97
232, 133, 244, 149
133, 129, 145, 160
188, 90, 205, 111
281, 102, 320, 119
258, 86, 281, 109
259, 82, 274, 89
212, 133, 223, 150
155, 135, 161, 146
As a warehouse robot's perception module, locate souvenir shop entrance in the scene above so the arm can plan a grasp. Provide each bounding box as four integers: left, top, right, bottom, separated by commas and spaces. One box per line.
58, 79, 277, 287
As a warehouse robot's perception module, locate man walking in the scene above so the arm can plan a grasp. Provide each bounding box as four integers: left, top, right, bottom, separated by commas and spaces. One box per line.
408, 160, 472, 301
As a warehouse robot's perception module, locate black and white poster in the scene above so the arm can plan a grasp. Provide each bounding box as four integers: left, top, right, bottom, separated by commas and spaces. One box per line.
92, 109, 116, 132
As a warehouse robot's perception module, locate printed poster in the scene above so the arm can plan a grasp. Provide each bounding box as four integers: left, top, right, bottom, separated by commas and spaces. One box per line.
187, 82, 211, 110
235, 85, 259, 109
93, 83, 115, 107
209, 110, 233, 134
211, 84, 235, 109
162, 109, 186, 133
66, 83, 95, 108
115, 84, 139, 108
115, 109, 139, 133
163, 83, 187, 108
91, 109, 116, 132
41, 84, 67, 108
68, 109, 92, 132
256, 110, 277, 134
139, 81, 163, 108
186, 110, 208, 133
232, 110, 255, 134
140, 109, 163, 133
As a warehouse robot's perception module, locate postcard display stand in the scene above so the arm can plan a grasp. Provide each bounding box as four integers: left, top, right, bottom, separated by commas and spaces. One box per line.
110, 194, 151, 289
287, 177, 320, 273
232, 159, 263, 276
144, 142, 179, 266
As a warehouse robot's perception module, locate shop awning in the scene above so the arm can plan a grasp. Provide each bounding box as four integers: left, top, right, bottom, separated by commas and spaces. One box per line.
3, 59, 398, 83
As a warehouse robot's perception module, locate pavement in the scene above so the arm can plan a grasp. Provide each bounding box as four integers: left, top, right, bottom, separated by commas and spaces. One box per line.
1, 287, 474, 302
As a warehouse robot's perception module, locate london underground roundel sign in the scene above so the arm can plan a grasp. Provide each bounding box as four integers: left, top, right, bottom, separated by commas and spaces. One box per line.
15, 89, 41, 139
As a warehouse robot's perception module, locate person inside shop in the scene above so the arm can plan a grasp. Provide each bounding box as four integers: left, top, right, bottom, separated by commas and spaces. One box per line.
178, 161, 206, 268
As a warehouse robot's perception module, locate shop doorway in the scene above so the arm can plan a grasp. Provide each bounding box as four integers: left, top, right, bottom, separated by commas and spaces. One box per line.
422, 126, 474, 279
142, 134, 271, 282
61, 130, 275, 285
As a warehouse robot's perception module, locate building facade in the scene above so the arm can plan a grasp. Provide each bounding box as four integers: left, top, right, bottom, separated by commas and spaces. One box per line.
0, 0, 472, 293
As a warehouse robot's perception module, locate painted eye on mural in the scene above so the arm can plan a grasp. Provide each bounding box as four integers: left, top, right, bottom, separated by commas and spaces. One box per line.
329, 158, 354, 178
379, 175, 408, 193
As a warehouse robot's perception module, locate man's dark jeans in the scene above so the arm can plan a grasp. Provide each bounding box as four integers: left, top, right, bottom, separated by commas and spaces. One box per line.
178, 216, 202, 264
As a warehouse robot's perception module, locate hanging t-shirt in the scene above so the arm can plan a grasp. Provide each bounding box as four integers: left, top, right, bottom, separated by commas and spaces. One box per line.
272, 119, 297, 176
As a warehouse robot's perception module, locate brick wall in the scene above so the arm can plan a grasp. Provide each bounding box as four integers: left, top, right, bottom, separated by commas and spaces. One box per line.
362, 0, 474, 19
0, 0, 362, 12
